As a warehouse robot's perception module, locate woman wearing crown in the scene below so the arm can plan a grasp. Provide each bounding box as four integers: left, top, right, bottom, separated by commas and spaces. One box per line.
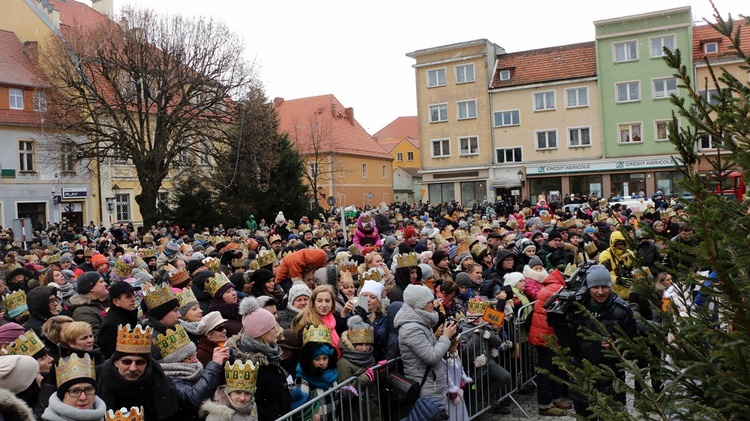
42, 354, 107, 421
200, 360, 260, 421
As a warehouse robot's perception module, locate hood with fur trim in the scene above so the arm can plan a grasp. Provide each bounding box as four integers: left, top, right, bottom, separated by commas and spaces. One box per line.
0, 388, 35, 421
523, 265, 548, 283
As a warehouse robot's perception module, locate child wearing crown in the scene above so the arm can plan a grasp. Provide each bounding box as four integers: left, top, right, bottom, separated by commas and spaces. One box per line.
336, 315, 381, 421
200, 360, 259, 421
290, 324, 340, 420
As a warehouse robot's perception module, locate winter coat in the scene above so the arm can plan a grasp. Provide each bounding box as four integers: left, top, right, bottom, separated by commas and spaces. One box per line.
276, 307, 300, 330
352, 227, 382, 252
384, 301, 403, 360
200, 386, 258, 421
97, 304, 139, 359
0, 387, 35, 421
197, 336, 219, 367
402, 396, 447, 421
529, 270, 565, 347
394, 303, 452, 407
375, 214, 393, 237
192, 271, 215, 314
598, 231, 636, 299
537, 241, 568, 270
480, 249, 517, 297
275, 249, 327, 284
67, 294, 106, 338
169, 361, 224, 420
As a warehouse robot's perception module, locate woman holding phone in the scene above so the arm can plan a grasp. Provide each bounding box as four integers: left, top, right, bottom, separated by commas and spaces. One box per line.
339, 279, 390, 361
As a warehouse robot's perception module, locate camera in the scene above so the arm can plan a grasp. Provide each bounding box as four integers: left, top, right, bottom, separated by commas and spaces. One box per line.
544, 261, 595, 326
445, 316, 463, 335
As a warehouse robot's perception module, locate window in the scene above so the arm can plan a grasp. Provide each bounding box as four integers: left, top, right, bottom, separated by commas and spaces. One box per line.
115, 193, 130, 222
495, 147, 522, 163
431, 139, 450, 158
568, 127, 591, 147
566, 87, 588, 108
309, 162, 319, 178
614, 40, 638, 62
9, 88, 23, 110
653, 77, 678, 99
698, 134, 722, 150
382, 165, 387, 179
427, 68, 446, 87
429, 104, 448, 123
699, 89, 719, 105
616, 81, 640, 102
179, 149, 192, 166
704, 42, 718, 54
457, 100, 477, 120
396, 153, 403, 162
61, 142, 76, 173
535, 130, 557, 150
407, 152, 414, 161
199, 141, 211, 165
362, 163, 367, 178
499, 69, 511, 81
533, 91, 555, 111
458, 136, 479, 156
455, 64, 475, 84
655, 120, 675, 142
650, 35, 675, 57
111, 139, 128, 164
618, 122, 642, 143
157, 192, 170, 211
19, 140, 34, 172
493, 110, 520, 127
33, 91, 46, 112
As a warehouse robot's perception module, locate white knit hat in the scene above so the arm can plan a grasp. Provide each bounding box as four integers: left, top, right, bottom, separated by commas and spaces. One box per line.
503, 272, 525, 288
360, 280, 384, 302
0, 355, 39, 393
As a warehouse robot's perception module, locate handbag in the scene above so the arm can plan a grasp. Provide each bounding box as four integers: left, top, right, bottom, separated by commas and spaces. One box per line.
383, 367, 430, 404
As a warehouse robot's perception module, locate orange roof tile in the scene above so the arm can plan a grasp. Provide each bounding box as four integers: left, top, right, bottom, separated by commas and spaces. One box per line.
0, 30, 46, 88
50, 0, 107, 29
490, 42, 596, 89
373, 116, 418, 142
693, 21, 750, 63
275, 94, 392, 159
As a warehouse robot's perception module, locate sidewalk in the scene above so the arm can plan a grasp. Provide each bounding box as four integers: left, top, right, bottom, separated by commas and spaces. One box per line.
478, 390, 576, 421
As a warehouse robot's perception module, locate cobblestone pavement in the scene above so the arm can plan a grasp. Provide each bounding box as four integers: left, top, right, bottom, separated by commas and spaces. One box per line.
476, 390, 577, 421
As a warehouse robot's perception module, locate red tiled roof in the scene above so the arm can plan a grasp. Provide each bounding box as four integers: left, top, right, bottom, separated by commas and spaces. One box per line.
50, 0, 107, 29
490, 42, 596, 89
0, 30, 46, 88
275, 94, 392, 159
373, 116, 418, 142
693, 21, 750, 62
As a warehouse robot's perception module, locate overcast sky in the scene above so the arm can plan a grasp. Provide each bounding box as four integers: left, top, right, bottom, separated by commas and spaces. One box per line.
117, 0, 745, 134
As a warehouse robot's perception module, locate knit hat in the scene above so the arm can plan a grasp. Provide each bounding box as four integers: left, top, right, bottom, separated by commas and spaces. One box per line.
239, 296, 277, 339
503, 272, 525, 288
431, 250, 448, 265
0, 354, 39, 393
275, 211, 286, 225
76, 272, 101, 294
418, 263, 434, 281
403, 284, 434, 310
547, 230, 562, 242
164, 240, 180, 257
359, 280, 384, 301
586, 265, 612, 288
287, 282, 312, 306
59, 253, 74, 264
584, 227, 598, 235
131, 268, 154, 286
186, 259, 204, 274
0, 322, 25, 344
91, 253, 108, 269
528, 255, 543, 269
455, 272, 472, 288
384, 236, 399, 247
403, 226, 418, 240
456, 252, 472, 267
448, 244, 457, 261
197, 311, 227, 336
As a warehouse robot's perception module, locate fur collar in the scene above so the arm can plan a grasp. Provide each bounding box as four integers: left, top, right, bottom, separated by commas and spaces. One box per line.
200, 399, 236, 421
0, 388, 35, 421
523, 265, 547, 283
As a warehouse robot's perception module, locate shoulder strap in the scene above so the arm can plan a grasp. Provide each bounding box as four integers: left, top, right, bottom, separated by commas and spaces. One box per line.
419, 365, 431, 387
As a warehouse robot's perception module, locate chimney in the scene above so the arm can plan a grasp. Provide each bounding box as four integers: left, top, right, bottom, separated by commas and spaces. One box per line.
273, 97, 284, 107
91, 0, 114, 19
345, 107, 354, 126
23, 42, 39, 64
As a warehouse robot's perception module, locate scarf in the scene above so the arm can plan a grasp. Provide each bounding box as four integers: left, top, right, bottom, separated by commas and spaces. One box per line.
57, 282, 76, 299
457, 291, 472, 301
238, 334, 282, 366
341, 349, 374, 367
42, 393, 107, 421
160, 361, 203, 382
295, 364, 338, 390
179, 319, 201, 336
320, 313, 340, 350
285, 302, 302, 316
410, 304, 439, 328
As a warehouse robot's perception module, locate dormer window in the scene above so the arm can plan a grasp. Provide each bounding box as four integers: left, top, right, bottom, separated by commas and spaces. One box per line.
499, 69, 511, 81
704, 42, 718, 54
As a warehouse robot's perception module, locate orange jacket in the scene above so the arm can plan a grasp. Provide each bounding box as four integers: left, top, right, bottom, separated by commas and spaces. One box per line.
275, 249, 328, 284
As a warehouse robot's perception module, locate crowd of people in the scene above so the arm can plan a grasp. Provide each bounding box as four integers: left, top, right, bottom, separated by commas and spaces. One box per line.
0, 194, 700, 420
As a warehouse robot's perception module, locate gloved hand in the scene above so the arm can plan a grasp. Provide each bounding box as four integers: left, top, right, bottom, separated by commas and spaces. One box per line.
491, 348, 499, 358
340, 385, 359, 398
616, 277, 634, 288
364, 367, 375, 382
355, 306, 369, 320
474, 354, 487, 367
500, 340, 513, 351
483, 330, 491, 339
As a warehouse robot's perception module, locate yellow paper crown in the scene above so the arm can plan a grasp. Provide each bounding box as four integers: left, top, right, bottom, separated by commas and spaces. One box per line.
194, 234, 205, 242
431, 233, 445, 248
225, 360, 260, 393
256, 249, 277, 269
231, 258, 246, 268
3, 290, 27, 312
106, 407, 144, 421
467, 297, 489, 317
441, 226, 454, 239
302, 324, 332, 346
180, 244, 193, 254
142, 283, 177, 311
340, 270, 353, 284
44, 253, 60, 265
212, 235, 227, 246
269, 234, 282, 244
176, 289, 197, 309
56, 353, 95, 387
142, 233, 154, 244
563, 219, 576, 228
83, 248, 93, 257
205, 272, 231, 297
116, 324, 153, 355
396, 252, 419, 269
453, 230, 469, 243
168, 267, 190, 286
203, 257, 220, 272
347, 323, 374, 344
316, 237, 330, 249
112, 259, 132, 278
456, 242, 470, 257
360, 268, 383, 284
540, 214, 552, 225
248, 259, 260, 271
1, 329, 44, 356
154, 324, 191, 359
470, 241, 487, 258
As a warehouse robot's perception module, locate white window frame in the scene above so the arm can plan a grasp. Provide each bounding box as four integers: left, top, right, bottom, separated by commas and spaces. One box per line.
493, 110, 520, 127
33, 91, 46, 112
396, 152, 403, 162
698, 134, 722, 150
428, 103, 448, 123
407, 151, 414, 161
9, 88, 23, 110
427, 68, 446, 88
382, 165, 387, 179
565, 86, 589, 108
699, 89, 719, 105
61, 141, 76, 173
458, 136, 479, 156
618, 122, 643, 144
498, 69, 511, 81
535, 130, 558, 150
456, 100, 477, 120
616, 81, 640, 103
650, 34, 675, 58
652, 77, 678, 99
19, 140, 35, 172
309, 162, 319, 178
613, 40, 638, 63
568, 126, 592, 148
115, 193, 131, 222
495, 147, 522, 164
533, 91, 555, 111
703, 42, 718, 54
362, 163, 367, 178
455, 63, 475, 84
654, 119, 677, 142
431, 138, 450, 158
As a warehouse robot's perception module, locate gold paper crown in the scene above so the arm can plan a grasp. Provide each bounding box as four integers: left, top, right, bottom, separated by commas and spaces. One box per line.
340, 270, 354, 285
269, 234, 282, 244
248, 260, 260, 271
337, 260, 358, 274
347, 224, 356, 233
594, 213, 608, 222
1, 330, 44, 356
44, 253, 60, 265
540, 215, 552, 225
441, 226, 454, 240
453, 229, 469, 243
194, 234, 205, 242
302, 324, 332, 346
314, 229, 325, 239
176, 288, 197, 309
231, 258, 246, 268
456, 242, 470, 257
106, 407, 144, 421
141, 248, 156, 259
632, 210, 644, 219
83, 249, 93, 257
154, 324, 191, 359
48, 245, 58, 253
205, 272, 231, 296
3, 290, 27, 312
316, 237, 330, 249
142, 283, 177, 310
347, 323, 374, 344
256, 249, 277, 269
225, 360, 260, 393
563, 219, 576, 228
212, 235, 227, 246
467, 297, 489, 317
203, 257, 220, 272
113, 259, 132, 278
116, 324, 153, 355
143, 233, 154, 243
470, 241, 487, 258
396, 252, 419, 269
431, 234, 445, 248
360, 268, 383, 284
56, 353, 95, 387
180, 243, 193, 254
584, 242, 598, 255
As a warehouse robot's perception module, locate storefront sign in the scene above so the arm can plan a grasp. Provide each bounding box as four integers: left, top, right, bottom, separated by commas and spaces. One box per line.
62, 188, 88, 199
527, 157, 679, 175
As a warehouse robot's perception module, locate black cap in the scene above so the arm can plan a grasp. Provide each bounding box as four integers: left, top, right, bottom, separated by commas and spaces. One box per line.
76, 272, 102, 294
109, 281, 141, 300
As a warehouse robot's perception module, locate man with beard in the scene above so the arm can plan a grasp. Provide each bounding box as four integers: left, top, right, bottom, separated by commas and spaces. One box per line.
97, 324, 180, 421
97, 281, 141, 359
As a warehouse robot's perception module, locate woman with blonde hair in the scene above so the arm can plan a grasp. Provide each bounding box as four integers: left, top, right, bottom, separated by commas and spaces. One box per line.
60, 321, 105, 365
291, 284, 341, 352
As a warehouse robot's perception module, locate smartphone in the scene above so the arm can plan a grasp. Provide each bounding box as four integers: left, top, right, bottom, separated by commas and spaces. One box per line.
357, 295, 369, 311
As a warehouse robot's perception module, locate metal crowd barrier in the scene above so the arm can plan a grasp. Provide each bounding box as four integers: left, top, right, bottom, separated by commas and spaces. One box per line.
274, 300, 538, 421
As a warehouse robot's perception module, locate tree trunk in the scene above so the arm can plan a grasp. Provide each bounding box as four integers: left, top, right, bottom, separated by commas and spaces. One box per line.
136, 176, 161, 228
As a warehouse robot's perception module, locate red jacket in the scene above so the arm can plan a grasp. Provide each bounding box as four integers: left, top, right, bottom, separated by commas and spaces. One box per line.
275, 249, 328, 284
528, 269, 565, 347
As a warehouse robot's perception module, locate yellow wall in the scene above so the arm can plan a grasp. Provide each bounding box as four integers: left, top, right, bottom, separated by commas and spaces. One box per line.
308, 154, 393, 208
391, 140, 420, 169
0, 0, 57, 51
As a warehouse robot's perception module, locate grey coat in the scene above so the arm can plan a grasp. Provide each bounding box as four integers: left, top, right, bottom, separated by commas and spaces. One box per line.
394, 303, 451, 407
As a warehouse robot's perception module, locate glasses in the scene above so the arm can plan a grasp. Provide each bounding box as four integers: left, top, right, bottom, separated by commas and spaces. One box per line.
49, 297, 61, 303
211, 325, 227, 332
119, 358, 147, 367
67, 386, 96, 397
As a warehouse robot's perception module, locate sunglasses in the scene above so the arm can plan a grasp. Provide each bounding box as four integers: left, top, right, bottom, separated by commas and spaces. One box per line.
119, 358, 147, 367
212, 325, 227, 332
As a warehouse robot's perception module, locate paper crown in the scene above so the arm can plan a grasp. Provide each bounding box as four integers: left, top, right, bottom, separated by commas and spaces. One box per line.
116, 324, 153, 355
396, 252, 419, 269
194, 234, 205, 242
106, 407, 144, 421
562, 219, 576, 228
453, 230, 469, 243
113, 259, 133, 279
231, 258, 246, 268
1, 329, 45, 356
268, 234, 282, 244
256, 248, 277, 269
316, 237, 330, 249
584, 242, 598, 255
212, 235, 227, 246
83, 249, 93, 257
43, 253, 60, 265
154, 324, 191, 359
225, 360, 260, 393
441, 226, 454, 239
142, 233, 154, 244
3, 290, 27, 313
340, 270, 353, 284
467, 297, 489, 317
56, 353, 95, 387
176, 289, 197, 309
205, 272, 231, 297
337, 259, 358, 273
347, 323, 374, 344
140, 248, 156, 259
142, 283, 176, 311
540, 214, 553, 225
456, 242, 470, 257
248, 259, 260, 271
360, 268, 383, 284
470, 241, 487, 258
180, 243, 192, 254
302, 324, 332, 346
203, 257, 220, 272
431, 233, 446, 248
168, 267, 190, 286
